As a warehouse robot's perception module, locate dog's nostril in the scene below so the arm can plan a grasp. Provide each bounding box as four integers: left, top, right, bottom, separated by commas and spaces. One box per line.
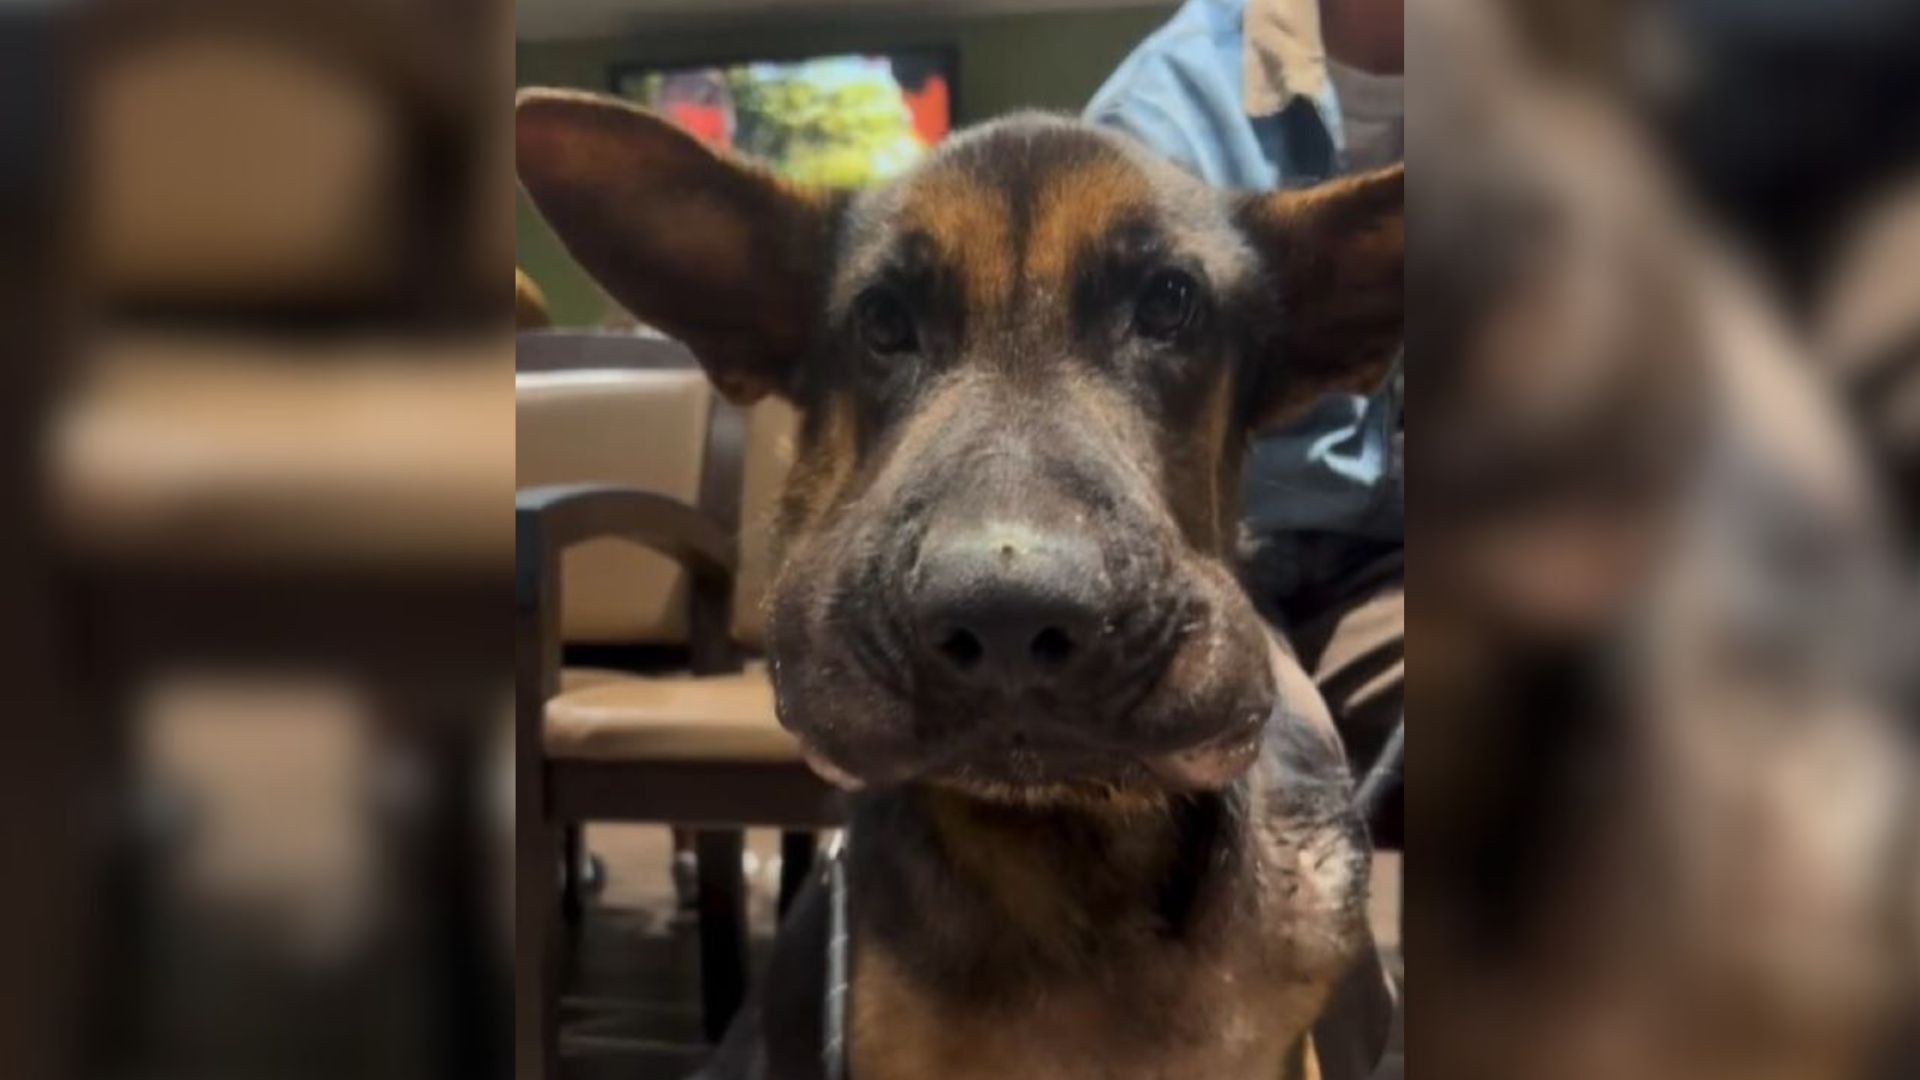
1029, 627, 1076, 667
938, 628, 984, 671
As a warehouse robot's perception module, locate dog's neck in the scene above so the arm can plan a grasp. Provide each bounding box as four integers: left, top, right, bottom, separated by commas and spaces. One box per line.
847, 781, 1251, 999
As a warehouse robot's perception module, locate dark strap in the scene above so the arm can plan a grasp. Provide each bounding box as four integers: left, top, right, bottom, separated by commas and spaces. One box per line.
823, 847, 850, 1080
699, 390, 747, 535
1352, 716, 1404, 821
691, 379, 748, 674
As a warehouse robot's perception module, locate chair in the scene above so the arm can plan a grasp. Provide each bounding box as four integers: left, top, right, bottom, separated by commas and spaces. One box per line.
514, 331, 844, 1080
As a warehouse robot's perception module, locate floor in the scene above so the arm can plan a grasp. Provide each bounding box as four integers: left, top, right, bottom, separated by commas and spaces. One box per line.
562, 825, 1404, 1080
558, 828, 783, 1080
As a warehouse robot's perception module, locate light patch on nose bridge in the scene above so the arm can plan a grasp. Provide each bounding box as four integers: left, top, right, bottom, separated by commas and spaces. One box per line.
978, 521, 1054, 560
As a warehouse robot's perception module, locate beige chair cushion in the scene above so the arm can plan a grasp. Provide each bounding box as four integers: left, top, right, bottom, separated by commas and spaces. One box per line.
543, 666, 798, 763
517, 368, 714, 645
731, 399, 799, 649
51, 333, 512, 569
88, 34, 400, 304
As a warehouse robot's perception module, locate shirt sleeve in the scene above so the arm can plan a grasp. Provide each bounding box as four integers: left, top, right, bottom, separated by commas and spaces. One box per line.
1088, 91, 1214, 180
1083, 2, 1282, 190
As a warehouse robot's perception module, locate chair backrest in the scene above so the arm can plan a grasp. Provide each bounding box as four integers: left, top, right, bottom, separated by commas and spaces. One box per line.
516, 333, 714, 646
730, 399, 800, 651
516, 331, 802, 652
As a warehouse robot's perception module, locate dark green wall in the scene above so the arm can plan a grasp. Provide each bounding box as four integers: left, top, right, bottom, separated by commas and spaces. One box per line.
516, 5, 1176, 326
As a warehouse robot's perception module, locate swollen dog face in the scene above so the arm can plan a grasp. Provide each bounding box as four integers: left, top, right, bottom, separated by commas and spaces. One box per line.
517, 95, 1402, 800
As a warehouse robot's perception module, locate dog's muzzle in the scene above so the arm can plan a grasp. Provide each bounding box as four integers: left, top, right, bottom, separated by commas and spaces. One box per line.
773, 512, 1281, 796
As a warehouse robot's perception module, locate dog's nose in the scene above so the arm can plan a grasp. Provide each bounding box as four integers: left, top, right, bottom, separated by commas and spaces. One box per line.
909, 525, 1107, 688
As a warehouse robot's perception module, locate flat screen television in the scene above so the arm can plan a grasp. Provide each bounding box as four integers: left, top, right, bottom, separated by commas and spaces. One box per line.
613, 48, 955, 188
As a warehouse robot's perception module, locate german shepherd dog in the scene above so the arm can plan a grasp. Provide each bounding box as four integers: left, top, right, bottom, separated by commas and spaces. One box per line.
517, 90, 1403, 1080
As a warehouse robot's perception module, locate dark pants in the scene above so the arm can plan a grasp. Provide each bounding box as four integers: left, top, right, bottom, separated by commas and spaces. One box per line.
1253, 533, 1405, 1080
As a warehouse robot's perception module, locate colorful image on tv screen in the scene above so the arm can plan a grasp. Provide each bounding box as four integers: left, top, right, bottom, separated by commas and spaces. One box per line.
618, 51, 952, 188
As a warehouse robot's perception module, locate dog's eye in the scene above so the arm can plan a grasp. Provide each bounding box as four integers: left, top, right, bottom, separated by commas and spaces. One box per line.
855, 289, 918, 355
1134, 269, 1199, 340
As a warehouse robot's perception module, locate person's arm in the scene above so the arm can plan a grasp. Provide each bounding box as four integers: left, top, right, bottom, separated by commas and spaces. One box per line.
1084, 4, 1281, 190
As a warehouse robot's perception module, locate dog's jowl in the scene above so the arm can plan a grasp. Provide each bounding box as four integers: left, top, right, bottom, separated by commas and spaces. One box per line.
519, 90, 1402, 1080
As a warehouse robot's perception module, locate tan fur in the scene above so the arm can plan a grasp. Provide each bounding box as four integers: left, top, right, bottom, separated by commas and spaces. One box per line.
849, 751, 1367, 1080
774, 395, 862, 542
1027, 157, 1154, 286
924, 789, 1175, 944
850, 937, 1313, 1080
899, 169, 1018, 313
1157, 370, 1240, 552
850, 888, 1339, 1080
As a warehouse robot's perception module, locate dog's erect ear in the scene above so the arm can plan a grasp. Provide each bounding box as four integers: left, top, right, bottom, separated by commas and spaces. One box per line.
1237, 165, 1404, 431
515, 89, 836, 403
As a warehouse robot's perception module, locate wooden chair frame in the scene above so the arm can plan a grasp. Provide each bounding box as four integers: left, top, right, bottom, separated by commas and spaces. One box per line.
515, 335, 845, 1080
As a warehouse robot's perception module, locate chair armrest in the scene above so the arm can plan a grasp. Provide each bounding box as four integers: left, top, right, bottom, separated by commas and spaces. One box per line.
515, 483, 735, 611
515, 483, 742, 729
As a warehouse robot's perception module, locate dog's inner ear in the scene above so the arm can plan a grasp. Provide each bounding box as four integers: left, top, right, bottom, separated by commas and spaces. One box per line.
515, 90, 836, 404
1237, 165, 1404, 432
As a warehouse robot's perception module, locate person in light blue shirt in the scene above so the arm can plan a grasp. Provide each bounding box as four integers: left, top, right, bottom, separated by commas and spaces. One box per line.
1091, 0, 1341, 188
1089, 0, 1404, 598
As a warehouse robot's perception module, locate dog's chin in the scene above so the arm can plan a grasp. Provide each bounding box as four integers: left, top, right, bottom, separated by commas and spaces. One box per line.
789, 705, 1271, 804
929, 727, 1269, 809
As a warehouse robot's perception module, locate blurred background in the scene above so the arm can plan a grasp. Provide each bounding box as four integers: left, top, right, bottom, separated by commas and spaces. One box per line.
516, 0, 1184, 327
1409, 2, 1918, 1080
0, 0, 1914, 1079
3, 1, 515, 1079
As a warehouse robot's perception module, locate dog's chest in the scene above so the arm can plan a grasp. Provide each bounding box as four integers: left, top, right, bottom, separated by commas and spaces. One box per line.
847, 929, 1328, 1080
840, 757, 1368, 1080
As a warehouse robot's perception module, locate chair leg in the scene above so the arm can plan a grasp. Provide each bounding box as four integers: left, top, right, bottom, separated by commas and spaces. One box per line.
671, 828, 697, 912
73, 657, 148, 1070
516, 820, 562, 1080
778, 831, 816, 918
559, 823, 585, 927
695, 829, 749, 1043
424, 723, 497, 1080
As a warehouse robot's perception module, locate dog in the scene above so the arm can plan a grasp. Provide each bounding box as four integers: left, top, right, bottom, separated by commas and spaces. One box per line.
516, 90, 1404, 1080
